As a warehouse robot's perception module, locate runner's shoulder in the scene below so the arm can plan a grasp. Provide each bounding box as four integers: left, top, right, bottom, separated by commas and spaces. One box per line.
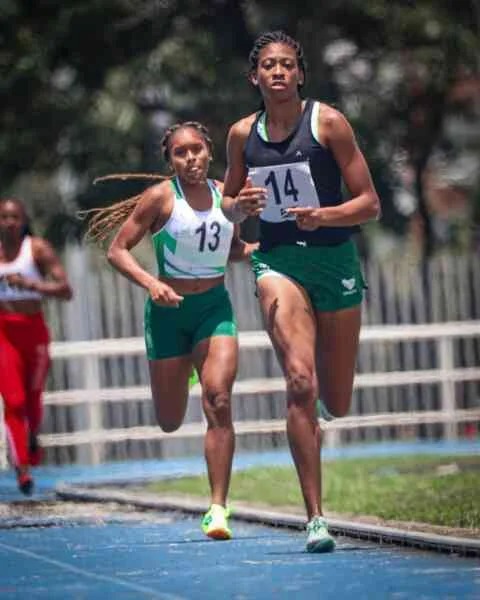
229, 113, 257, 142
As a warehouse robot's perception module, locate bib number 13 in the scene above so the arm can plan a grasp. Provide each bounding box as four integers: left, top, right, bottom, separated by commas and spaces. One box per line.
264, 168, 299, 205
195, 221, 220, 252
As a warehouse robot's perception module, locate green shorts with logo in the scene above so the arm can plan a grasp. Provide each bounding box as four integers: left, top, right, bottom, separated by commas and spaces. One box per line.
250, 240, 366, 312
144, 283, 237, 360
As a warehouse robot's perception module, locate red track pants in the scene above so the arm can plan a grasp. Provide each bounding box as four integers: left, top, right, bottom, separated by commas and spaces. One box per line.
0, 311, 50, 467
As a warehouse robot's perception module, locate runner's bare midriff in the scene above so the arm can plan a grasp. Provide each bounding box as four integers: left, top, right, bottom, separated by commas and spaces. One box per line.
159, 275, 225, 295
0, 299, 43, 315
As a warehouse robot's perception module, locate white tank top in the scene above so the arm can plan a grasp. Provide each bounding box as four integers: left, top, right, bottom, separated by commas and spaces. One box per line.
152, 177, 234, 279
0, 236, 43, 300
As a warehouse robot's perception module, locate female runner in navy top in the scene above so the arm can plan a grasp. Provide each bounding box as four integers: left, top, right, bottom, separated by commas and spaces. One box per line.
221, 31, 380, 553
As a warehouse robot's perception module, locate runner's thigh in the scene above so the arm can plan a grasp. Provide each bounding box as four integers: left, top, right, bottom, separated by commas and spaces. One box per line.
315, 306, 361, 415
148, 356, 192, 429
193, 335, 238, 394
256, 275, 317, 373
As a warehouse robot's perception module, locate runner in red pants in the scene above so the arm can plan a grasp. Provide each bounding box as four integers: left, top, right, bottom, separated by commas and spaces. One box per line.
0, 197, 73, 494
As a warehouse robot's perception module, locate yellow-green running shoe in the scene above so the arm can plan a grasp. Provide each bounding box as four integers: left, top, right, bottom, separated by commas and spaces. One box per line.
201, 504, 232, 540
306, 516, 336, 553
189, 367, 200, 388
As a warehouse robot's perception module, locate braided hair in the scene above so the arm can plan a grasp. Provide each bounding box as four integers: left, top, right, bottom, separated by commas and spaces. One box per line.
248, 30, 307, 89
81, 121, 213, 245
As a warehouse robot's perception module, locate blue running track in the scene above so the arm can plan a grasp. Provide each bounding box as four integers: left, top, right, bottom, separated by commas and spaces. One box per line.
0, 440, 479, 599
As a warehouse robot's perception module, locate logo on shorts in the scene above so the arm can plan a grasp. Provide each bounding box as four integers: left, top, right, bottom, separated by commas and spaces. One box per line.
341, 278, 357, 295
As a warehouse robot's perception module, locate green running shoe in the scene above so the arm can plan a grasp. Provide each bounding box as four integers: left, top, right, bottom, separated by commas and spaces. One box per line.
201, 504, 232, 540
316, 399, 335, 422
189, 367, 200, 389
306, 516, 336, 553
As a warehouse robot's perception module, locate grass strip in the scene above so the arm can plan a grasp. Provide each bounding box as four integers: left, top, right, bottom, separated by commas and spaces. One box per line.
146, 454, 480, 530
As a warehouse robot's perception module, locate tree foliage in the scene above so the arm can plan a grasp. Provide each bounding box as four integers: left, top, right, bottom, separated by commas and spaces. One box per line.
1, 1, 479, 253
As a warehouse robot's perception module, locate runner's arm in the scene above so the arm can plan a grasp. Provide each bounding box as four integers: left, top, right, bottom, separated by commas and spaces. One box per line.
107, 184, 169, 292
317, 109, 380, 226
8, 238, 73, 300
228, 225, 259, 261
222, 118, 267, 223
288, 109, 380, 229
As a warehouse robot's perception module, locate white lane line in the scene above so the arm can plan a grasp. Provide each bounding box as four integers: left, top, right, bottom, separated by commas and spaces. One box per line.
0, 541, 185, 600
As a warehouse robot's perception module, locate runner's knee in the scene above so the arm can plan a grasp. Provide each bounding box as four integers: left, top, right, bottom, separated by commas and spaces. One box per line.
319, 398, 350, 419
285, 367, 315, 402
153, 395, 187, 432
156, 417, 183, 433
203, 389, 232, 426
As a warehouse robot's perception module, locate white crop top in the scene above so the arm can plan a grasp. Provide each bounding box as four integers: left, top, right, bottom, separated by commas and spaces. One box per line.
0, 236, 43, 300
151, 177, 234, 279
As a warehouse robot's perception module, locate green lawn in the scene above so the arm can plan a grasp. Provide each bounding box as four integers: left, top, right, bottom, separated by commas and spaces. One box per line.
146, 454, 480, 530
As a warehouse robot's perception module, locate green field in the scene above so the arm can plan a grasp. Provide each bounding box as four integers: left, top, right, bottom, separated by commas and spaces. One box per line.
146, 454, 480, 532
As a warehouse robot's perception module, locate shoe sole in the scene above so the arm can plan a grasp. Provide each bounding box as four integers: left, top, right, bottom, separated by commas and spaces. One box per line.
306, 538, 336, 553
205, 528, 232, 540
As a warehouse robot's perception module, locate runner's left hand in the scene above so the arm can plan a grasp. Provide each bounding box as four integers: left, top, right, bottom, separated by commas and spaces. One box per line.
286, 207, 320, 231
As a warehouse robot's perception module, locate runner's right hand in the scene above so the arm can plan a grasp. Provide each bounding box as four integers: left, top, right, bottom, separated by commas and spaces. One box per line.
234, 178, 267, 217
148, 281, 184, 307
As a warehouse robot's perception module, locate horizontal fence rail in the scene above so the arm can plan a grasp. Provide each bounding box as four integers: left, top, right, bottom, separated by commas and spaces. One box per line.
1, 321, 480, 467
44, 321, 480, 358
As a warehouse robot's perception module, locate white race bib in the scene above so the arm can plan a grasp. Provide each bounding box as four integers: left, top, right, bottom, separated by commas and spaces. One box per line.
248, 160, 320, 223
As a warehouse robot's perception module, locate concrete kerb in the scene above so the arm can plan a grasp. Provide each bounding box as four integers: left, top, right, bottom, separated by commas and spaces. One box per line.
55, 482, 480, 558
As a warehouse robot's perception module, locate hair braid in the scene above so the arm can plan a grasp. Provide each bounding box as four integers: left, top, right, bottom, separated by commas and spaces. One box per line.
81, 121, 214, 246
79, 173, 167, 245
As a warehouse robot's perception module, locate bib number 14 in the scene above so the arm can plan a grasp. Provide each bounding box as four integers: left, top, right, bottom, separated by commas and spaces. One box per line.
248, 160, 320, 222
264, 168, 299, 205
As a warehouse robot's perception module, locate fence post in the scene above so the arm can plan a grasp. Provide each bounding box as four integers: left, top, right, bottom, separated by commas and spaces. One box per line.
438, 336, 457, 441
323, 427, 340, 449
84, 355, 103, 465
0, 396, 8, 469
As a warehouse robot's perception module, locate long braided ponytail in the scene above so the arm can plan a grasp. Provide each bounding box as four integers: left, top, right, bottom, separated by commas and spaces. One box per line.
80, 121, 213, 245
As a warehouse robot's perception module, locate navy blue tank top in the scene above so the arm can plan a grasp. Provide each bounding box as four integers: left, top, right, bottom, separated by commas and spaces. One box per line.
244, 98, 359, 251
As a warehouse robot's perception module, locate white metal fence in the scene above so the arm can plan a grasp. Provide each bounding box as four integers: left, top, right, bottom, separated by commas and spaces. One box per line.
1, 322, 479, 468
1, 246, 479, 467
